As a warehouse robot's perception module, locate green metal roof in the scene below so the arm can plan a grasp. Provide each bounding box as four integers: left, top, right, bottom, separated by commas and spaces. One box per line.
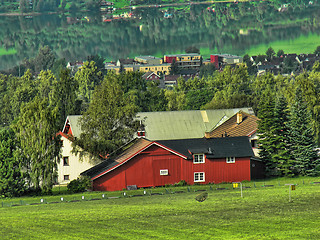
67, 115, 82, 138
136, 108, 254, 141
65, 108, 255, 140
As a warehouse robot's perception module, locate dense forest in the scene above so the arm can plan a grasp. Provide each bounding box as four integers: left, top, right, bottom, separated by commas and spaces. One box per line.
1, 1, 320, 71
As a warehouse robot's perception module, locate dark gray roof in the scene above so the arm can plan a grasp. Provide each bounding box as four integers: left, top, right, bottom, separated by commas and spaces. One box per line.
157, 136, 254, 159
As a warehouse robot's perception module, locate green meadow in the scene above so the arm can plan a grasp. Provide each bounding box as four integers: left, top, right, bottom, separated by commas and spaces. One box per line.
1, 177, 320, 239
0, 48, 16, 56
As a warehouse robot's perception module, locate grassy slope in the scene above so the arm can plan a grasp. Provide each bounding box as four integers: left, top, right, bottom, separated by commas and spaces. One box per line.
0, 48, 17, 56
1, 177, 320, 239
244, 33, 320, 56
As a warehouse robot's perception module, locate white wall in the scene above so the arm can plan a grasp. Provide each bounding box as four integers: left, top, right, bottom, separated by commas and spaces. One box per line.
57, 136, 96, 184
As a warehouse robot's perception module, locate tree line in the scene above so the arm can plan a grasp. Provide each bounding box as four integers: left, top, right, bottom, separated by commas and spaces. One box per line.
1, 45, 320, 197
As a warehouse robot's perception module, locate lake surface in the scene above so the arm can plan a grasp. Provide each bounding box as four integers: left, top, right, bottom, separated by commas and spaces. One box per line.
1, 1, 320, 71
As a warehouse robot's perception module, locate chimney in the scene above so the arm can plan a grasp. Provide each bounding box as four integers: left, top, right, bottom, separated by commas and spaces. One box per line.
237, 112, 243, 124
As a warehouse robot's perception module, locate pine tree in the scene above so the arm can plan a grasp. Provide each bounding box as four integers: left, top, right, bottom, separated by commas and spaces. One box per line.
257, 93, 278, 176
286, 89, 320, 176
271, 95, 292, 176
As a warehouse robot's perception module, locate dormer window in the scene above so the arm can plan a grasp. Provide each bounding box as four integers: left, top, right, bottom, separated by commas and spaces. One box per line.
193, 154, 205, 164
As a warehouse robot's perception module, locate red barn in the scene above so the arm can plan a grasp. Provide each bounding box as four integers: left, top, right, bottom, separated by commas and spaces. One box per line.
82, 137, 264, 191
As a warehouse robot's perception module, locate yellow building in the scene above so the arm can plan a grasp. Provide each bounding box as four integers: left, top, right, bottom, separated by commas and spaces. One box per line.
139, 63, 171, 75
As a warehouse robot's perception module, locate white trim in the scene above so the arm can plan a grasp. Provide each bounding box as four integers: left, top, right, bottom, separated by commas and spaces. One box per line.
92, 141, 187, 180
194, 172, 205, 182
193, 154, 205, 164
160, 169, 168, 176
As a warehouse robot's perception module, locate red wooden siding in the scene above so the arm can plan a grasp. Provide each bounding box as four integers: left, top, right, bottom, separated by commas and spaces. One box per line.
92, 145, 252, 191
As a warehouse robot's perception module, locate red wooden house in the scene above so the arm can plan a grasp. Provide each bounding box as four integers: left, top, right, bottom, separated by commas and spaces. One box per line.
82, 136, 264, 191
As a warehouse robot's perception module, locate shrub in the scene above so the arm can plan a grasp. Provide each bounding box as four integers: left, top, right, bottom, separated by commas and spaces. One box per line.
67, 176, 91, 193
174, 180, 187, 187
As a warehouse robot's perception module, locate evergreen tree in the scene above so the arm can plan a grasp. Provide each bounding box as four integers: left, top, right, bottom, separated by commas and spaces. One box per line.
0, 128, 26, 197
271, 95, 292, 176
257, 93, 278, 176
286, 89, 320, 176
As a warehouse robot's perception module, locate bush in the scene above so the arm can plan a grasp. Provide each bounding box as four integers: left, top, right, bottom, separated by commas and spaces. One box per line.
67, 176, 91, 193
174, 180, 187, 187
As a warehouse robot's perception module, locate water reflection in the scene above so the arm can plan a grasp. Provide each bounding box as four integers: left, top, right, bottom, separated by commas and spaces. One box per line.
1, 2, 320, 70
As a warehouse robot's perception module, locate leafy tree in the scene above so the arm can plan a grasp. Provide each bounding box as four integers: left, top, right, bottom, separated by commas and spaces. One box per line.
87, 55, 105, 71
277, 49, 285, 57
13, 97, 61, 193
204, 65, 252, 109
33, 46, 56, 73
185, 46, 200, 54
50, 68, 80, 128
266, 47, 275, 61
243, 54, 257, 75
199, 63, 216, 78
74, 61, 104, 111
281, 56, 298, 74
314, 45, 320, 55
140, 81, 167, 112
74, 72, 139, 159
0, 128, 26, 197
312, 61, 320, 72
169, 59, 180, 75
255, 55, 266, 64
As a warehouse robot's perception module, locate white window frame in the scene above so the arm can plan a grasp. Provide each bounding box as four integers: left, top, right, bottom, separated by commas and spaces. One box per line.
193, 154, 205, 164
226, 157, 235, 163
160, 169, 168, 176
194, 172, 205, 182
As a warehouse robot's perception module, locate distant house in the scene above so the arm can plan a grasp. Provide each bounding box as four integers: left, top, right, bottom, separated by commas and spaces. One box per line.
82, 136, 263, 191
116, 58, 135, 66
142, 71, 161, 81
204, 111, 260, 156
135, 56, 163, 65
67, 61, 83, 73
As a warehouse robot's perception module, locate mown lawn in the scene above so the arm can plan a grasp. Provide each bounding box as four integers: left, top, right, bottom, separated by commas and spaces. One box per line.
1, 178, 320, 239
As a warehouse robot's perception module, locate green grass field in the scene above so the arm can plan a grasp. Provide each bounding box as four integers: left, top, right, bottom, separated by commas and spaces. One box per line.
1, 177, 320, 239
0, 48, 17, 56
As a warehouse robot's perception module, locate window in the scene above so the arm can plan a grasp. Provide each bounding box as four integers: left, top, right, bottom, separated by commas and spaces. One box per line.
64, 175, 70, 181
193, 154, 205, 164
160, 169, 168, 176
251, 139, 258, 148
226, 157, 235, 163
194, 172, 205, 182
63, 156, 69, 166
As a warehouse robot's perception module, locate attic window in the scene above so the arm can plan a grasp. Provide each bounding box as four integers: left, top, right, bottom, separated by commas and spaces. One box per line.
226, 157, 235, 163
193, 154, 205, 164
137, 131, 145, 137
160, 169, 168, 176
